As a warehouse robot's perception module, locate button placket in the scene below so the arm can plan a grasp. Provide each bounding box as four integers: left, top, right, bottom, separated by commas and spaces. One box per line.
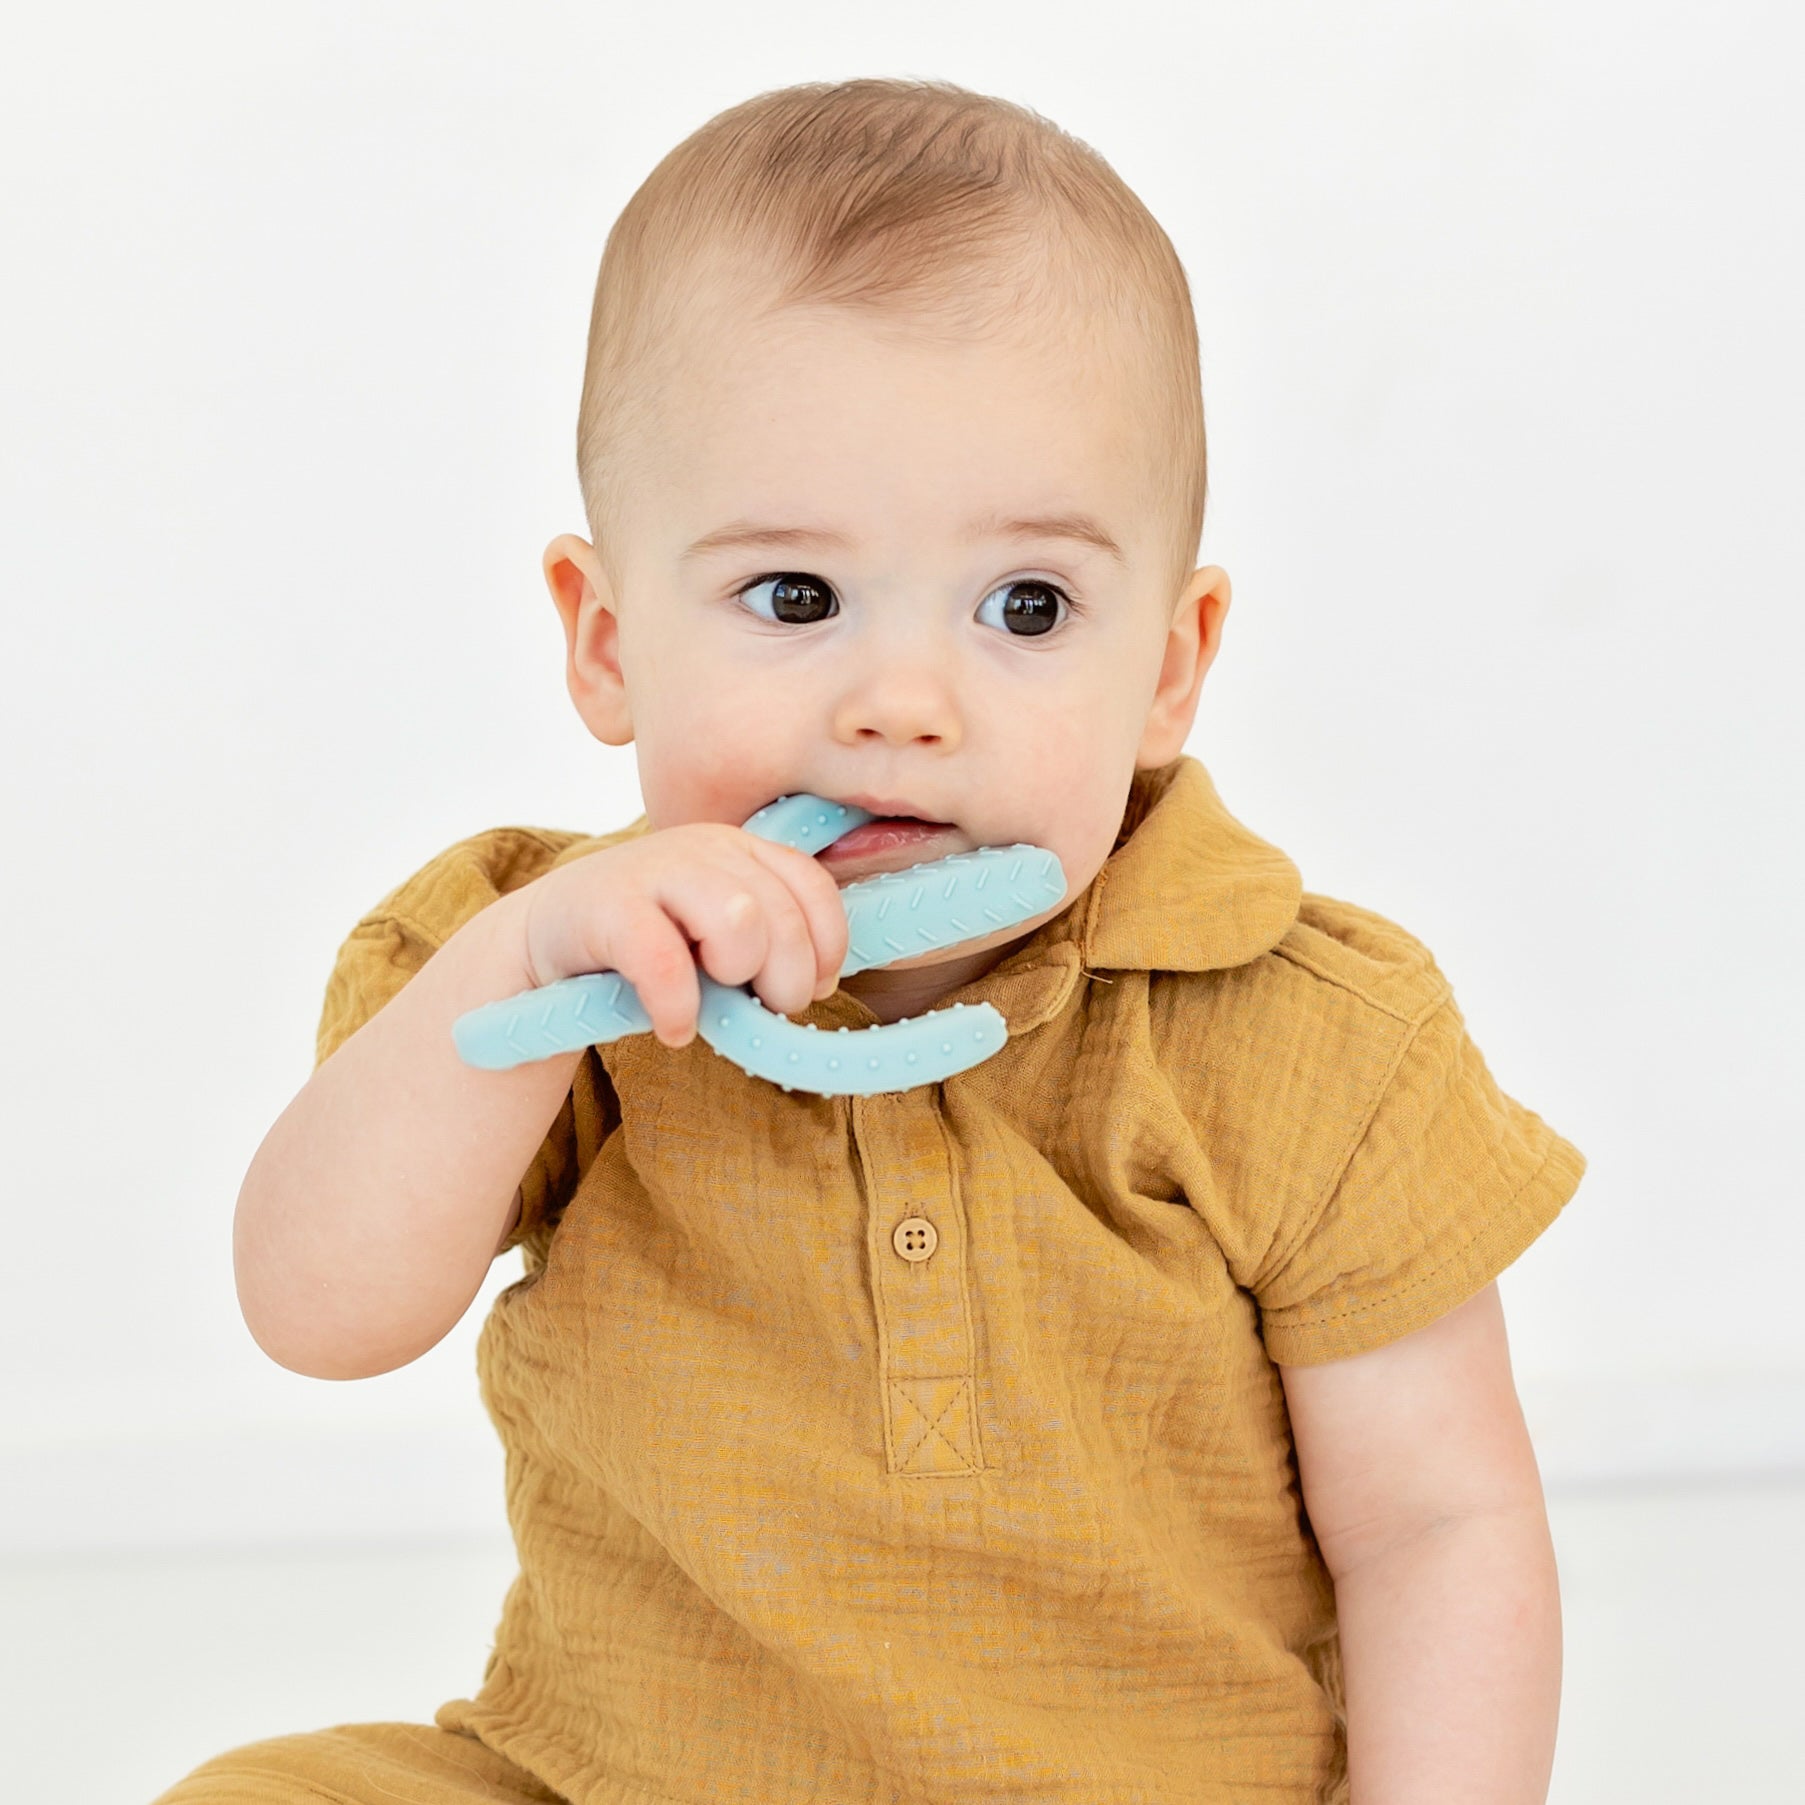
851, 1092, 983, 1477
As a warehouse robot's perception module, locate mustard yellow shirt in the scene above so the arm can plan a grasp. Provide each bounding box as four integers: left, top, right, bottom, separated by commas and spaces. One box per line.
315, 754, 1585, 1804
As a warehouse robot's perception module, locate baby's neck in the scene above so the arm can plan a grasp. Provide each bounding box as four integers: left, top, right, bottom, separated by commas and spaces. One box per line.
837, 940, 1017, 1025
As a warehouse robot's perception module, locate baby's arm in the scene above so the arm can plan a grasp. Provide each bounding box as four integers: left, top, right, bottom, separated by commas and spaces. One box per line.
233, 884, 581, 1380
234, 823, 845, 1381
1278, 1283, 1561, 1805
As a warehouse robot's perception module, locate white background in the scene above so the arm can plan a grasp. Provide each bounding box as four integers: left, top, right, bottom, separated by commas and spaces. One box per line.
2, 0, 1801, 1768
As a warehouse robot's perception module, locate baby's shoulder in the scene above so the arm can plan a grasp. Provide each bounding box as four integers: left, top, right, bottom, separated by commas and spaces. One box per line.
1142, 894, 1462, 1204
1265, 890, 1453, 1024
359, 818, 645, 946
1142, 891, 1457, 1147
1149, 888, 1451, 1032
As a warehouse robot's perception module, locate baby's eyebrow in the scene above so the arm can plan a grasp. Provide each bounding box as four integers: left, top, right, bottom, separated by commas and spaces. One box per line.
681, 512, 1125, 564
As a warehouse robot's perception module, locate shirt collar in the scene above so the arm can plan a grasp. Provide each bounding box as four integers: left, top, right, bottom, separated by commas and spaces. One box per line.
1081, 754, 1303, 973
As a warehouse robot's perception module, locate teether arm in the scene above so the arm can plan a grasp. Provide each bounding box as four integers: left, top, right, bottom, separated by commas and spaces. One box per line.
235, 887, 572, 1381
455, 841, 1067, 1092
453, 791, 1068, 1095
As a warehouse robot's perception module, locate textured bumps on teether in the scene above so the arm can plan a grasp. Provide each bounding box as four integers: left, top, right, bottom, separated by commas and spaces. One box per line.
694, 981, 1007, 1098
453, 793, 1067, 1096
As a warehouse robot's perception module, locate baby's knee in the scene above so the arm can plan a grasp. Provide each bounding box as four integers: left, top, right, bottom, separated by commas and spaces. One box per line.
149, 1725, 347, 1802
148, 1721, 558, 1803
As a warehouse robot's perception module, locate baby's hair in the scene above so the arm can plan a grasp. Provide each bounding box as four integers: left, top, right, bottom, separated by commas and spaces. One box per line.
577, 78, 1208, 602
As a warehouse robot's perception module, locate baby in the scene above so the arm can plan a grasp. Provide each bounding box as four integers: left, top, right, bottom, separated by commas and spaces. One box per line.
158, 78, 1585, 1805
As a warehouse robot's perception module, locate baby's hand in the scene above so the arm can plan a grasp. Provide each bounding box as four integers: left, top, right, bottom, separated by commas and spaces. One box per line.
513, 826, 850, 1049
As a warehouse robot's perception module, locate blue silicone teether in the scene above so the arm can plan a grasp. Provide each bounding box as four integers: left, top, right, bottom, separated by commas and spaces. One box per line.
452, 794, 1067, 1096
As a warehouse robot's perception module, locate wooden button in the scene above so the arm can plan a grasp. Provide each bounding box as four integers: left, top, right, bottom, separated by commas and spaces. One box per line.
892, 1217, 938, 1262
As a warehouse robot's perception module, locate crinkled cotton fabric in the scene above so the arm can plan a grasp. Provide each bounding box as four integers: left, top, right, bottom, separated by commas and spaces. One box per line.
293, 754, 1584, 1805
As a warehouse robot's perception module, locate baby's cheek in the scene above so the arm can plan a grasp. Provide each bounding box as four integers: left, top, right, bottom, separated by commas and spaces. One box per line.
638, 689, 797, 830
1027, 720, 1141, 872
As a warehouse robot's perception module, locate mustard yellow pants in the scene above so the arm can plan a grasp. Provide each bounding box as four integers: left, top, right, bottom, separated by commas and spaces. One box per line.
148, 1721, 565, 1804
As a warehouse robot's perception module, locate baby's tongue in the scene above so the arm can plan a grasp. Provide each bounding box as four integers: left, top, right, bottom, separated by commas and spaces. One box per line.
821, 817, 953, 860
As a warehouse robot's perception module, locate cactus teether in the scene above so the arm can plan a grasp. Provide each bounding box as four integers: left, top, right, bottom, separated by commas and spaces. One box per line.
452, 794, 1066, 1096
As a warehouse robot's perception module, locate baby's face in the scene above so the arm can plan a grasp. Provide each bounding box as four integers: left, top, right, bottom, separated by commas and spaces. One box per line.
550, 285, 1227, 1001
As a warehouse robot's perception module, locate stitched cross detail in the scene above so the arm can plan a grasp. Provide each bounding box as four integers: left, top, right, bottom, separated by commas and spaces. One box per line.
889, 1376, 978, 1474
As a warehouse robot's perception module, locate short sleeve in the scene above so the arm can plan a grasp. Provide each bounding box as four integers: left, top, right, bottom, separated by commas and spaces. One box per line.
505, 1048, 621, 1268
310, 825, 626, 1260
1254, 987, 1587, 1366
315, 912, 436, 1069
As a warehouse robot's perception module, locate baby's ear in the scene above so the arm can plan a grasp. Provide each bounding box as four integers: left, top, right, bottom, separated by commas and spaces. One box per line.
1135, 565, 1231, 768
544, 533, 633, 745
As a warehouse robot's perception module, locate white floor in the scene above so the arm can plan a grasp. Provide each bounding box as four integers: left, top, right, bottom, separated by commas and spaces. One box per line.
7, 1476, 1800, 1803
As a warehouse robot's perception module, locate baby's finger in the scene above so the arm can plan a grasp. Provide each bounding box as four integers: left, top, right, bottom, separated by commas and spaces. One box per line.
650, 861, 810, 1018
741, 837, 852, 997
605, 895, 703, 1048
690, 860, 823, 1017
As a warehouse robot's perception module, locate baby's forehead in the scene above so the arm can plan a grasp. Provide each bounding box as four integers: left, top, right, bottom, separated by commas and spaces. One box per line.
614, 252, 1190, 574
680, 232, 1149, 362
669, 299, 1148, 473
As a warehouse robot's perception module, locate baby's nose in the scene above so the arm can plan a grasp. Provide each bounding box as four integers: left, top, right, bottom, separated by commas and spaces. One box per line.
829, 664, 963, 749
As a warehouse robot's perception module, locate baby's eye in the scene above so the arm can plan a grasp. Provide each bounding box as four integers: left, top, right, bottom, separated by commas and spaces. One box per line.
738, 572, 839, 625
975, 579, 1067, 638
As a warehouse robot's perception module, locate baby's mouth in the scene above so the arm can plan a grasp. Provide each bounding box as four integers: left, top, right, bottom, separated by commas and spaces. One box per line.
818, 815, 957, 869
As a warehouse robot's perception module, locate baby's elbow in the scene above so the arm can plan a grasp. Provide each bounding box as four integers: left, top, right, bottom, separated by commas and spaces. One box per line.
238, 1304, 431, 1381
232, 1239, 432, 1380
